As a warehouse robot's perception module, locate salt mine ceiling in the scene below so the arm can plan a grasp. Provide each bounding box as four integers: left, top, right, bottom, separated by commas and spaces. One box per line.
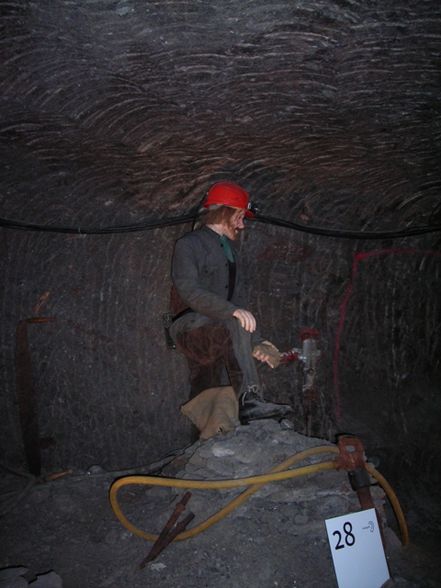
0, 1, 440, 235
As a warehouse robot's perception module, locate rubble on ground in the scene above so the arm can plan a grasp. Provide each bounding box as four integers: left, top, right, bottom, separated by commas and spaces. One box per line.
1, 420, 438, 587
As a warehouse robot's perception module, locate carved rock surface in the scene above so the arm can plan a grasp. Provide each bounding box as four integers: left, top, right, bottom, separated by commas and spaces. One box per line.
0, 1, 440, 522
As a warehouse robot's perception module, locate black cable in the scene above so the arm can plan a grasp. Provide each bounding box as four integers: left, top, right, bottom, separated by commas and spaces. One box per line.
0, 213, 197, 235
254, 214, 441, 240
0, 212, 440, 239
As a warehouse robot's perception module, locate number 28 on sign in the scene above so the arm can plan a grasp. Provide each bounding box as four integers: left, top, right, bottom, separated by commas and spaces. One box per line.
325, 509, 390, 588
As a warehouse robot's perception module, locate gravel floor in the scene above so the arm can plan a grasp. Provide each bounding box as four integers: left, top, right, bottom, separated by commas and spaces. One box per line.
1, 421, 440, 588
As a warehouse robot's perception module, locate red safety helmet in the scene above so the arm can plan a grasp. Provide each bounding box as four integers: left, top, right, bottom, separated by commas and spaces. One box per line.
203, 181, 254, 218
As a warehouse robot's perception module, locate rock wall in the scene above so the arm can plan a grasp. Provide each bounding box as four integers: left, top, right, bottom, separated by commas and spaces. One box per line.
0, 1, 440, 500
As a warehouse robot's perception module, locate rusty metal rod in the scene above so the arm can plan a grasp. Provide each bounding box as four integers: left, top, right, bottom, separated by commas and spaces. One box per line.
139, 491, 192, 567
15, 317, 56, 476
141, 512, 195, 566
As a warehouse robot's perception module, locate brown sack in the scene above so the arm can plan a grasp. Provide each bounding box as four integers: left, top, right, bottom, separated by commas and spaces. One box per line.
181, 386, 239, 440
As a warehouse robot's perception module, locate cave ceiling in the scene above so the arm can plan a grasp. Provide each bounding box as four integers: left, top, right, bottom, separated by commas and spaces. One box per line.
0, 0, 440, 234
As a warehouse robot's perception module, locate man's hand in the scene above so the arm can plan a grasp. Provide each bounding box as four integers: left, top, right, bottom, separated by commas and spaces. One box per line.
252, 340, 281, 368
232, 308, 256, 333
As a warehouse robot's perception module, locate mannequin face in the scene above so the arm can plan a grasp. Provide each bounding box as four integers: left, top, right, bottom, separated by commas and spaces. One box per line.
222, 209, 245, 240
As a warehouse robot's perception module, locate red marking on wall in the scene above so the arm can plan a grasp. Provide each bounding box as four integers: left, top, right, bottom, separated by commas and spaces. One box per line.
333, 248, 441, 423
32, 290, 51, 315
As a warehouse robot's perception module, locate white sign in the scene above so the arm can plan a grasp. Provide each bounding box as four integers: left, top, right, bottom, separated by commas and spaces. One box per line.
325, 508, 390, 588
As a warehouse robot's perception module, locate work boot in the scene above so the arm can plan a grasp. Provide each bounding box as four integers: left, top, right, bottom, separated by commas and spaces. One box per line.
239, 386, 293, 424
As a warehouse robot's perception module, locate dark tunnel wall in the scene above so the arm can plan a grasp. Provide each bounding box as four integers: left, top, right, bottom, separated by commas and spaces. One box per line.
1, 226, 194, 470
2, 219, 440, 481
1, 1, 441, 502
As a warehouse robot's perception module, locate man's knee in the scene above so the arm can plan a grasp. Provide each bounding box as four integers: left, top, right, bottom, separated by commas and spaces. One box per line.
176, 323, 231, 364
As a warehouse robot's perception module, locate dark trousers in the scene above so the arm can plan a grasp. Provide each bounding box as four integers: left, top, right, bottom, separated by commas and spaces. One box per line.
176, 322, 243, 399
173, 316, 261, 400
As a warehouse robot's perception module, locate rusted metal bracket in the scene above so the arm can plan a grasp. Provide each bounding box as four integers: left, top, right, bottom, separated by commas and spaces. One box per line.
15, 317, 55, 476
139, 491, 194, 567
335, 435, 366, 470
335, 435, 375, 511
335, 435, 389, 571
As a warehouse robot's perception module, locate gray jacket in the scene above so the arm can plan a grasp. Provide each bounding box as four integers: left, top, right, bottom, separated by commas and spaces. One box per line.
171, 226, 246, 321
171, 225, 264, 391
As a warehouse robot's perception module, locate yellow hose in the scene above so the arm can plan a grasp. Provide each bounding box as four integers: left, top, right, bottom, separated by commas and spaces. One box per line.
109, 445, 338, 542
366, 462, 409, 546
109, 444, 408, 546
